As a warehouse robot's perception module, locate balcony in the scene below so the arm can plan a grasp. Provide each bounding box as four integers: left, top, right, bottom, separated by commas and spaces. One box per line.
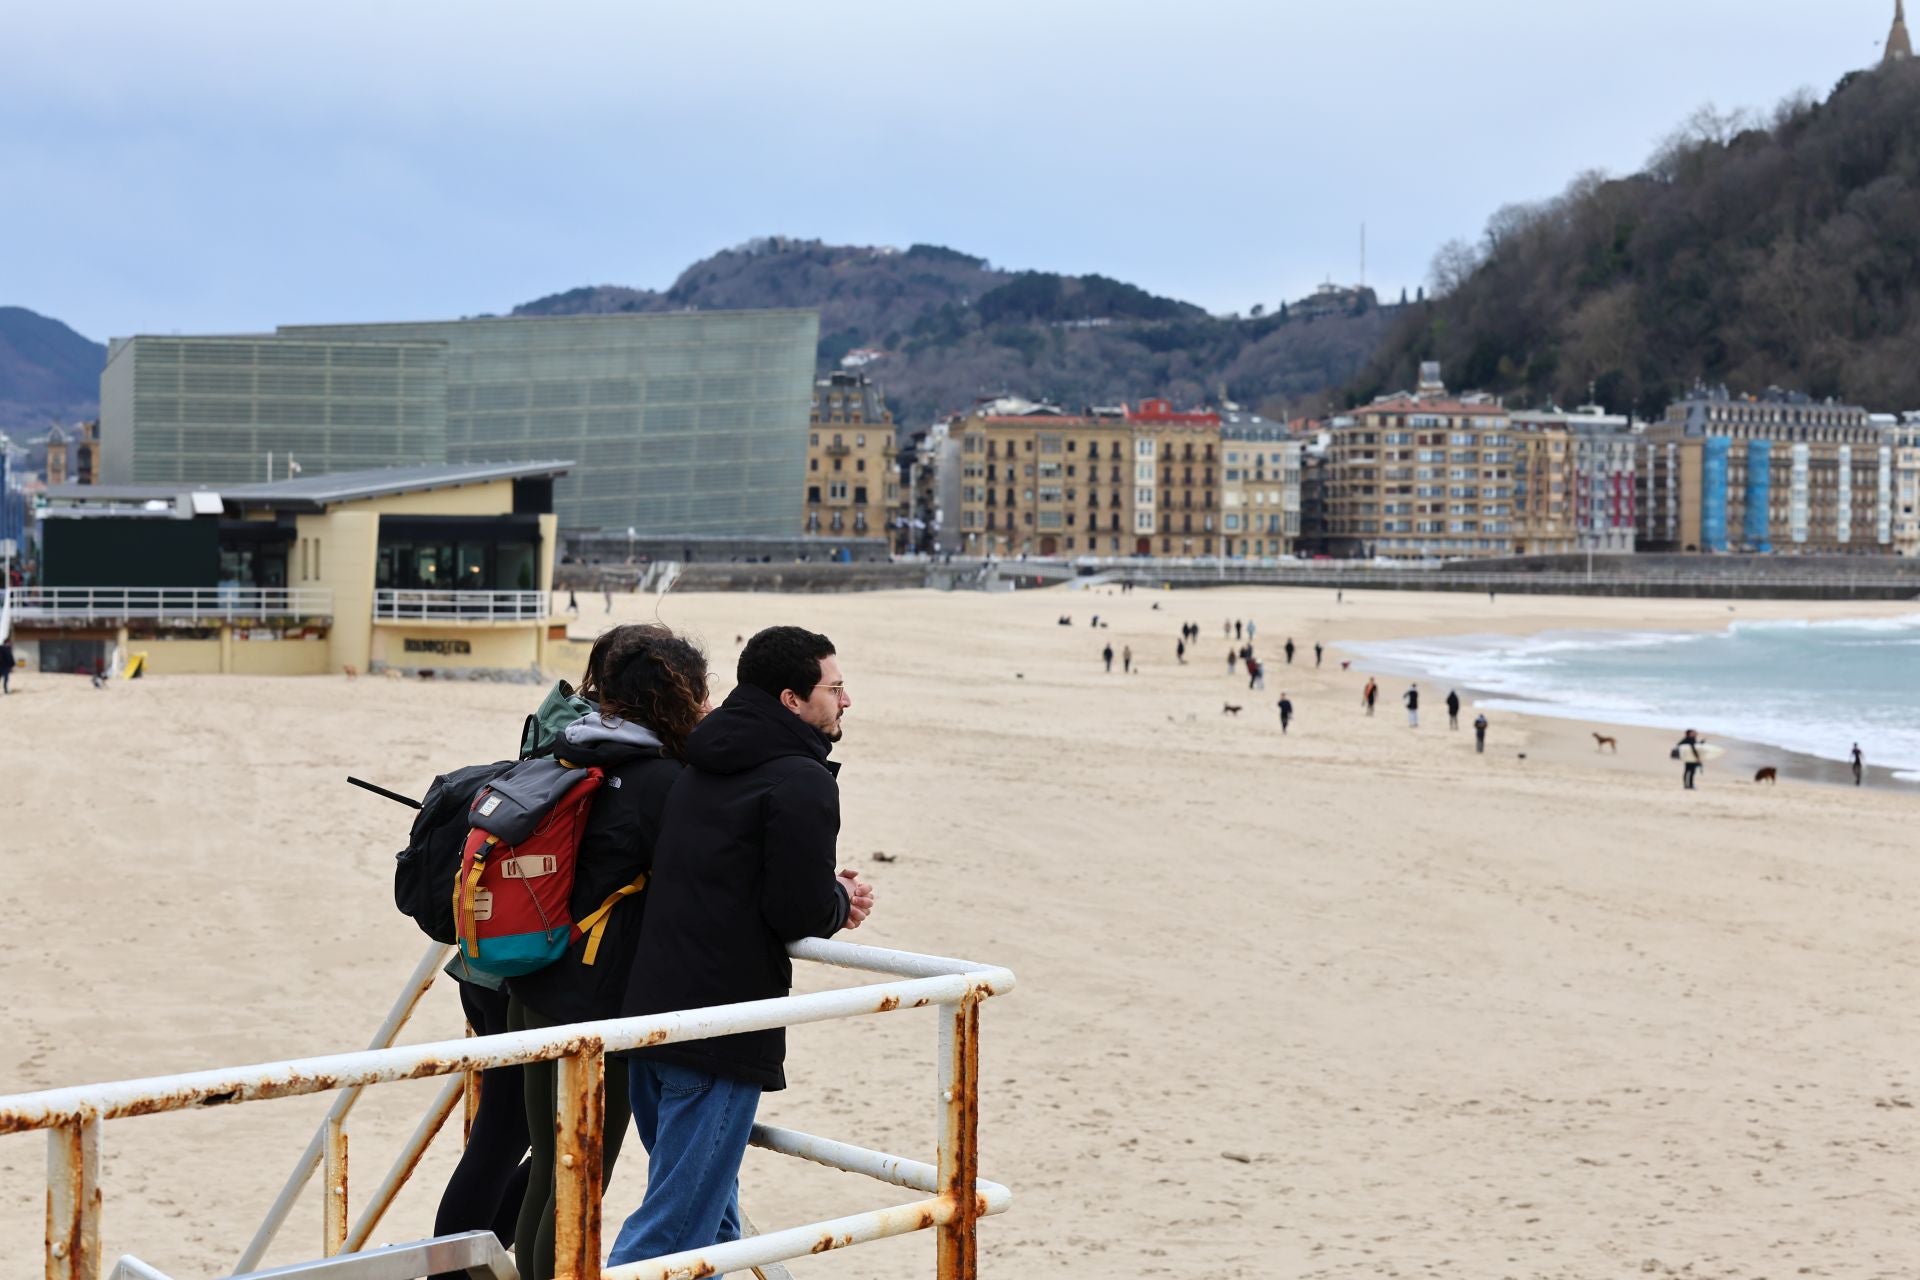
373, 589, 549, 623
4, 586, 332, 625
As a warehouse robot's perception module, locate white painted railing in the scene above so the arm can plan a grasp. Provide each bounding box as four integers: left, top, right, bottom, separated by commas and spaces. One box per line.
2, 587, 333, 623
372, 589, 548, 622
2, 937, 1015, 1280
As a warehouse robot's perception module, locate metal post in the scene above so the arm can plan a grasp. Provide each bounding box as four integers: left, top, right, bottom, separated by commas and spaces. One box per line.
322, 1117, 347, 1257
553, 1045, 605, 1280
47, 1116, 100, 1280
936, 998, 980, 1280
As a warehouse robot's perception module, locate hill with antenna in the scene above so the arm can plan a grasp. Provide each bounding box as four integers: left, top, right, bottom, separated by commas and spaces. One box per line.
1353, 63, 1920, 416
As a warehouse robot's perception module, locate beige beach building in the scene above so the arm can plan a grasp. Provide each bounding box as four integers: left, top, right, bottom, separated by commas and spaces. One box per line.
15, 461, 568, 678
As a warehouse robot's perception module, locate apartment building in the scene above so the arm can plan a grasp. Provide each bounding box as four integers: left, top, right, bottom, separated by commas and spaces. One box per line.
804, 372, 898, 543
1639, 385, 1894, 553
1888, 418, 1920, 556
954, 405, 1137, 557
1507, 407, 1639, 554
1128, 399, 1222, 557
1327, 376, 1515, 560
1219, 418, 1300, 558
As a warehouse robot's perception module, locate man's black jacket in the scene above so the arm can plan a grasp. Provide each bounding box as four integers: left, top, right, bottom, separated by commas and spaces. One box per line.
622, 682, 849, 1090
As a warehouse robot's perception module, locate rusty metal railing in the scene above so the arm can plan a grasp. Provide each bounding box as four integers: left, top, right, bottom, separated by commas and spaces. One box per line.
1, 937, 1015, 1280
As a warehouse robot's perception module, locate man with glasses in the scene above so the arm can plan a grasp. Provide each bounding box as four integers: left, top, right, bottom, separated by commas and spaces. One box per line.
608, 626, 874, 1274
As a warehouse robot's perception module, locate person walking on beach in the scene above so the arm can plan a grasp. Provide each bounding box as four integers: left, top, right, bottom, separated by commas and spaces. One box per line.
0, 639, 13, 694
1122, 644, 1133, 674
1314, 642, 1323, 668
606, 626, 874, 1271
1362, 677, 1378, 717
1228, 649, 1237, 676
1248, 620, 1257, 642
1675, 729, 1705, 790
566, 589, 579, 615
604, 583, 614, 614
1284, 638, 1296, 666
1277, 693, 1294, 734
1446, 690, 1461, 730
1473, 712, 1488, 753
1235, 620, 1243, 640
1403, 683, 1420, 728
1176, 637, 1187, 665
1102, 643, 1114, 673
1248, 656, 1264, 691
1851, 743, 1864, 786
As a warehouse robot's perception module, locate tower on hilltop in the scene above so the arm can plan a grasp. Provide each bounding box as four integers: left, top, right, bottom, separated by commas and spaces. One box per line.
1888, 0, 1913, 65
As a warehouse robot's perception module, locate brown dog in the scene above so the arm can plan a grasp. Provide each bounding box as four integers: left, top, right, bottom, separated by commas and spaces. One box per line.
1754, 766, 1778, 785
1592, 732, 1618, 753
1222, 704, 1243, 716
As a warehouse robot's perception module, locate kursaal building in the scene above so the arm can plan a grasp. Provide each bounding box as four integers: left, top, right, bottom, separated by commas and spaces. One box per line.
100, 310, 820, 535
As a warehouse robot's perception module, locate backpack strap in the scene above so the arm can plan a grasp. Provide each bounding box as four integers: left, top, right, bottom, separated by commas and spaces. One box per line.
458, 835, 499, 959
575, 872, 649, 966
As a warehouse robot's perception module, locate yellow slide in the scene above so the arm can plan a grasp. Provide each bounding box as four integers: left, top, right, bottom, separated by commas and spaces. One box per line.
123, 651, 147, 679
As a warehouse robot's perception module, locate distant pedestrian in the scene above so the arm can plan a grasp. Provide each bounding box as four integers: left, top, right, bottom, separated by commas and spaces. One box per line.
1122, 645, 1132, 674
1314, 642, 1323, 668
1363, 678, 1378, 717
1473, 713, 1488, 753
1248, 657, 1264, 691
1674, 729, 1705, 790
1336, 589, 1343, 605
0, 639, 13, 694
1235, 621, 1243, 640
1223, 619, 1232, 638
1284, 638, 1295, 666
604, 584, 614, 613
1851, 743, 1864, 787
1446, 690, 1461, 730
1404, 683, 1420, 728
567, 589, 579, 614
1248, 621, 1257, 642
1103, 643, 1114, 673
1277, 694, 1293, 734
1228, 650, 1237, 675
1488, 590, 1496, 604
1176, 638, 1187, 665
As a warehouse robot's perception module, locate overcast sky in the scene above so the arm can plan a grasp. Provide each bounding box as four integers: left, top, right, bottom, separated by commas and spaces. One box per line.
2, 0, 1903, 340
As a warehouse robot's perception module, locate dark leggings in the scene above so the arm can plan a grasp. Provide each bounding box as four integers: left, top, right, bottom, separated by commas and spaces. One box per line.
431, 982, 533, 1280
509, 994, 632, 1280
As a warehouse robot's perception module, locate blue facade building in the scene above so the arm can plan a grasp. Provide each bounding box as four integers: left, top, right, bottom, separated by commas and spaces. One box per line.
1701, 436, 1731, 552
1743, 439, 1773, 551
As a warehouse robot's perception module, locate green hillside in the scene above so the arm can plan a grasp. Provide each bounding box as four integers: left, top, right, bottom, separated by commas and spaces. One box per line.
1355, 64, 1920, 417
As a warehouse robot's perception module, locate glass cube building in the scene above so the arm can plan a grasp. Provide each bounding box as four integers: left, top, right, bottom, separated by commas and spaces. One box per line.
281, 312, 819, 534
102, 310, 820, 535
100, 336, 448, 485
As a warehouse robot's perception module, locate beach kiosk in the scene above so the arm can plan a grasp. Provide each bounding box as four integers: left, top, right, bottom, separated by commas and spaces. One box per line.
14, 460, 570, 679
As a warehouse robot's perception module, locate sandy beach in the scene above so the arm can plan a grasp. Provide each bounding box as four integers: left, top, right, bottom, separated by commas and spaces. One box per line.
2, 586, 1916, 1279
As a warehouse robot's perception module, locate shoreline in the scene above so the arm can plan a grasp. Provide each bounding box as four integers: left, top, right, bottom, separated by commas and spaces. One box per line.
1331, 613, 1919, 793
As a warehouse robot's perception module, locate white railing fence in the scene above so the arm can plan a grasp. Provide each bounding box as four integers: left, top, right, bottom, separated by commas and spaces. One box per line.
1, 937, 1015, 1280
372, 590, 549, 622
2, 587, 333, 623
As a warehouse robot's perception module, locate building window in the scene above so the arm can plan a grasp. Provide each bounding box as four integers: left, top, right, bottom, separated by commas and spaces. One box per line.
810, 458, 819, 472
856, 434, 866, 446
808, 486, 821, 503
854, 486, 868, 504
830, 481, 848, 500
857, 459, 866, 472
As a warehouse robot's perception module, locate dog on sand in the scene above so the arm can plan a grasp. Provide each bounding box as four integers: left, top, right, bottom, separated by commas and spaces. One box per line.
1754, 766, 1778, 785
342, 664, 358, 680
1222, 704, 1243, 716
1592, 732, 1618, 753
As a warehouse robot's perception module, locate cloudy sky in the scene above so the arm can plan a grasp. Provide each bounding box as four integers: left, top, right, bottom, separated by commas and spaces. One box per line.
2, 0, 1903, 340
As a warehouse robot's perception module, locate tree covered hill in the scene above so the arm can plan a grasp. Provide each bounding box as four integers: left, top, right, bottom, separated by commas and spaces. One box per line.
1354, 65, 1920, 417
516, 238, 1393, 427
0, 306, 105, 432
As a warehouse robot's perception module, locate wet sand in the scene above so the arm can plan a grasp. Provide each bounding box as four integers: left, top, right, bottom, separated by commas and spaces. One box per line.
1, 586, 1915, 1279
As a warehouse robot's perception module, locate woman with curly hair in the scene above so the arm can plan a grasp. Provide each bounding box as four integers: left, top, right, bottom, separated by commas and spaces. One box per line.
505, 623, 710, 1280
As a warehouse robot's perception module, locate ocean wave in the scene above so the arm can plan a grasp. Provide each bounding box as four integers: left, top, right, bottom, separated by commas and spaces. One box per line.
1352, 618, 1920, 774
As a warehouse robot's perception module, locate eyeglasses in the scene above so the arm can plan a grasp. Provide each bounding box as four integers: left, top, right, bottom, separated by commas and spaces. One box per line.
818, 682, 848, 697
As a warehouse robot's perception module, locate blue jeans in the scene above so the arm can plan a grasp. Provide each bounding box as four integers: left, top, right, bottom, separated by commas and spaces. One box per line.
606, 1059, 762, 1274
